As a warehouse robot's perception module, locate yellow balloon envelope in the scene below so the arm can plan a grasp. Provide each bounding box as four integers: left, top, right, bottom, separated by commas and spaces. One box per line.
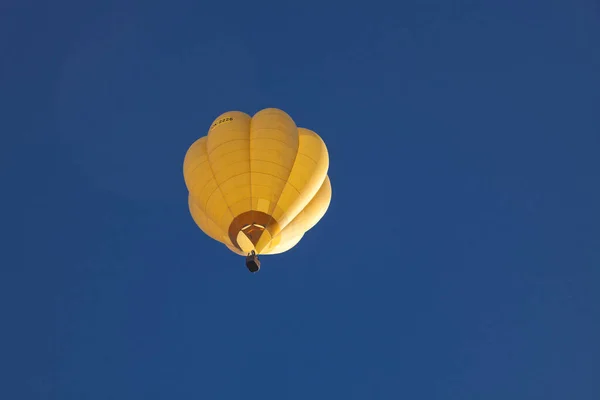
183, 108, 331, 271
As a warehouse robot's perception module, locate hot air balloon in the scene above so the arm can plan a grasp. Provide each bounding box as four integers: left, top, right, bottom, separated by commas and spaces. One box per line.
183, 108, 332, 273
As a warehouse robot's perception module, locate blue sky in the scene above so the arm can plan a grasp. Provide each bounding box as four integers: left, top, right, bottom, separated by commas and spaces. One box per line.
3, 0, 599, 398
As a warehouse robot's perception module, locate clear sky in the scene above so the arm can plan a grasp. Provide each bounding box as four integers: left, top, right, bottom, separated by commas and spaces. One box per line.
3, 0, 600, 398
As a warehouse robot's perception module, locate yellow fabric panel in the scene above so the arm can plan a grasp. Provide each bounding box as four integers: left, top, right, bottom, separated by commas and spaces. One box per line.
261, 218, 305, 254
262, 233, 304, 255
182, 134, 234, 239
225, 243, 246, 256
188, 194, 229, 245
249, 108, 299, 234
254, 228, 274, 254
236, 231, 256, 254
206, 111, 253, 217
300, 174, 332, 232
183, 137, 209, 192
263, 175, 331, 254
271, 128, 329, 230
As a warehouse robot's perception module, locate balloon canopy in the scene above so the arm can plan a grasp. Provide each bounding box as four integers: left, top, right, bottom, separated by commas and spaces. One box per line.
183, 108, 331, 267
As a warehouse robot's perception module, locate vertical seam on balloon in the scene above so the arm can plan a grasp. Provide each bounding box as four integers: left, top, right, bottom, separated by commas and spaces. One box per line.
207, 139, 250, 158
261, 130, 300, 242
300, 177, 331, 233
189, 194, 234, 247
269, 175, 330, 248
203, 136, 236, 227
272, 135, 328, 233
186, 157, 228, 237
202, 172, 294, 199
